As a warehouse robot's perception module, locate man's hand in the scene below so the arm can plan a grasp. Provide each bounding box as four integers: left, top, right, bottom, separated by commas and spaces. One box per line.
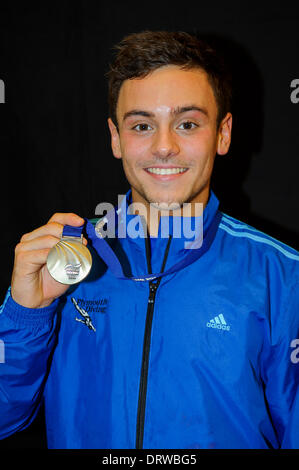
11, 213, 87, 309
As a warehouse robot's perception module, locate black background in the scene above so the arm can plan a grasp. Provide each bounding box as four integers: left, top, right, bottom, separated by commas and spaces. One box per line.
0, 0, 298, 449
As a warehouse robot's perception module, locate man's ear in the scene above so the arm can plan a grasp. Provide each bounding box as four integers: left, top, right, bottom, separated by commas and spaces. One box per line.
108, 117, 122, 159
216, 113, 232, 156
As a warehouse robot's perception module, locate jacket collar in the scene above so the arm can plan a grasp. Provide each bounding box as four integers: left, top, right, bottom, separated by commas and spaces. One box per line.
116, 189, 220, 275
86, 189, 221, 279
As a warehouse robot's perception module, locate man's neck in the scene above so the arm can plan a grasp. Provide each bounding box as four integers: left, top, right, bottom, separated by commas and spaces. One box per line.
130, 189, 208, 237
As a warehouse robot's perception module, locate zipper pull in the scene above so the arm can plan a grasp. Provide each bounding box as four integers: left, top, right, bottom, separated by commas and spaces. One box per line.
148, 282, 158, 304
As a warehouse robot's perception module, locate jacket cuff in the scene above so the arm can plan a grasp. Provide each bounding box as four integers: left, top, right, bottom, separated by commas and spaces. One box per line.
0, 289, 59, 329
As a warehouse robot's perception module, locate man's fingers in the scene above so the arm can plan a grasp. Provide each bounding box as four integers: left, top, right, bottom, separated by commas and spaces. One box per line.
14, 248, 54, 268
47, 212, 85, 226
16, 235, 60, 253
20, 213, 85, 243
21, 222, 64, 242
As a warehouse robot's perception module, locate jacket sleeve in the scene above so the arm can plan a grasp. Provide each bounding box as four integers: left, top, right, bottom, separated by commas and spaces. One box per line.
261, 279, 299, 449
0, 288, 59, 440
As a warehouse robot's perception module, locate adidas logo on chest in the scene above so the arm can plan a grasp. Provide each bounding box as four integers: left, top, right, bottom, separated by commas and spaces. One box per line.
206, 314, 230, 331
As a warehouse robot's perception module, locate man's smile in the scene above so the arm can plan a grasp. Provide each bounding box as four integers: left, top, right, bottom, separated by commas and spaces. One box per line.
144, 166, 189, 180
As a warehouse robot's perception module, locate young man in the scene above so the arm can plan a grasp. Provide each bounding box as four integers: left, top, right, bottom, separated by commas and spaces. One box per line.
0, 31, 298, 449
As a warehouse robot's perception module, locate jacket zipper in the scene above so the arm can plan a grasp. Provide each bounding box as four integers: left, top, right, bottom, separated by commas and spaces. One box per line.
135, 235, 172, 449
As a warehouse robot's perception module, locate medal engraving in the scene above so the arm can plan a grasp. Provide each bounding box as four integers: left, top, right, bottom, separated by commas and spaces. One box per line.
65, 262, 82, 280
47, 236, 92, 285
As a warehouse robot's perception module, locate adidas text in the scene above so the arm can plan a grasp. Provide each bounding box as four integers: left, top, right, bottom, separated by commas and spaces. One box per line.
207, 314, 230, 331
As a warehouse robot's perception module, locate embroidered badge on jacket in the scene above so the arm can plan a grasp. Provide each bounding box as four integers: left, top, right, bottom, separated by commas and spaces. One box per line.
71, 297, 96, 332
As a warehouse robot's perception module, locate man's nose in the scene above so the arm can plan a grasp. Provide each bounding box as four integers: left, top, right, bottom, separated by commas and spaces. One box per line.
150, 127, 180, 159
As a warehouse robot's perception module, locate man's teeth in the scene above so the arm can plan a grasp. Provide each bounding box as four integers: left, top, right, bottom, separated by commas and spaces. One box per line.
147, 167, 187, 175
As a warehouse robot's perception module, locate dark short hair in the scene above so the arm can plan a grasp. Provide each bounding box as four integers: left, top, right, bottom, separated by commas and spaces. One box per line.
107, 30, 232, 129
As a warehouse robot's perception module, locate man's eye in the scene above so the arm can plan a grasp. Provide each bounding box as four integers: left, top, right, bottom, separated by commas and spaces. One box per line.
178, 121, 198, 130
133, 123, 152, 131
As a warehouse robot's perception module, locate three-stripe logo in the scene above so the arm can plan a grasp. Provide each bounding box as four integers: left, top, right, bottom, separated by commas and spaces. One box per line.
206, 314, 230, 331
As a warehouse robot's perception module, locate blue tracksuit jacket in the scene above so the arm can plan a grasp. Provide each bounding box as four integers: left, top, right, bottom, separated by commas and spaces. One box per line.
0, 190, 299, 449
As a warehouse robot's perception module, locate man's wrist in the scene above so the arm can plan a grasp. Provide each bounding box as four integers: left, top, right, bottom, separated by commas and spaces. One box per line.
1, 291, 59, 330
10, 288, 54, 310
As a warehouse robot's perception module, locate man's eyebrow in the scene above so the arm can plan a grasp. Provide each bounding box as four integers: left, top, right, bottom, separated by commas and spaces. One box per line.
172, 105, 209, 116
122, 105, 208, 121
123, 110, 155, 121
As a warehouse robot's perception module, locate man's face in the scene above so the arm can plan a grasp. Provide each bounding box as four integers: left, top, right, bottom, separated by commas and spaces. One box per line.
108, 65, 232, 209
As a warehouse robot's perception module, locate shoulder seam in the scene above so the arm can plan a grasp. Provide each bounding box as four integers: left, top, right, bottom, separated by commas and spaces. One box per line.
219, 221, 299, 262
221, 212, 299, 250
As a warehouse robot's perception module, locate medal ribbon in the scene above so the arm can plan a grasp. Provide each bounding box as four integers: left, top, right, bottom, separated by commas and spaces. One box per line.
62, 225, 84, 238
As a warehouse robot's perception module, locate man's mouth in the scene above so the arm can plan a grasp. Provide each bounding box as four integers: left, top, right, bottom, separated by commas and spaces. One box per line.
145, 167, 188, 175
